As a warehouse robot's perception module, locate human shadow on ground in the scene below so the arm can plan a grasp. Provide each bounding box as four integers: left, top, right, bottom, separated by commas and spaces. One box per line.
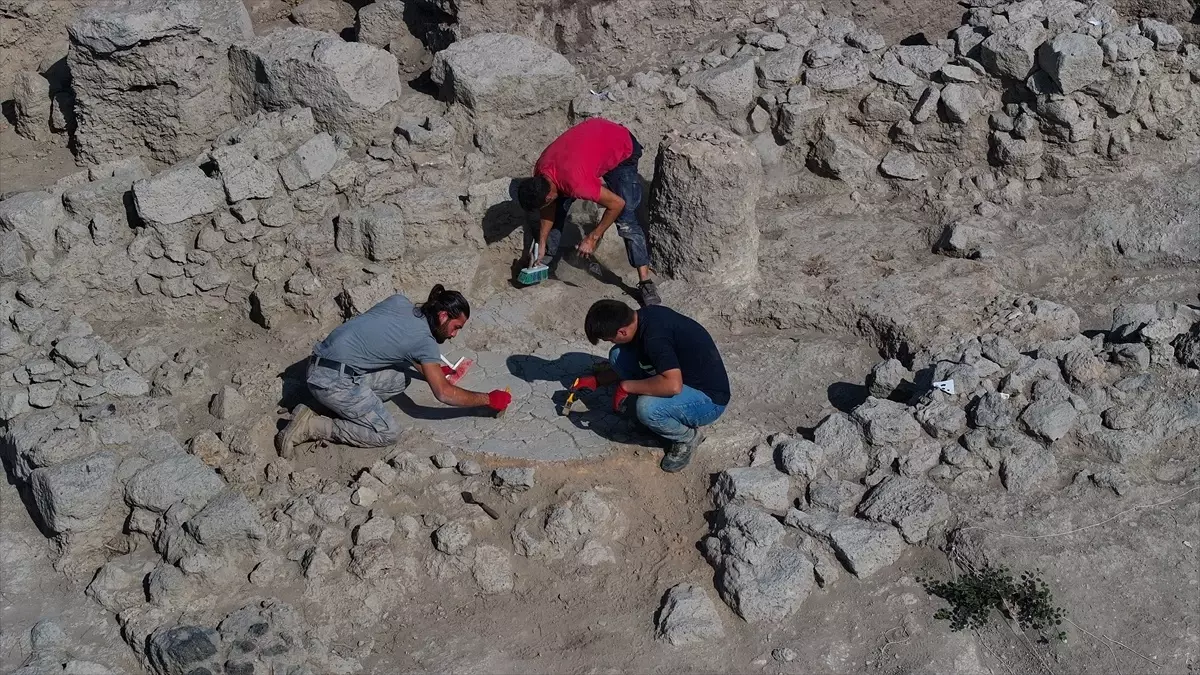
505, 352, 660, 447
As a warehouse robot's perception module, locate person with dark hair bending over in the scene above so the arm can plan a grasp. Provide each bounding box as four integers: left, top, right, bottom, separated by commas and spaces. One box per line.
276, 285, 512, 456
515, 117, 661, 307
570, 299, 729, 472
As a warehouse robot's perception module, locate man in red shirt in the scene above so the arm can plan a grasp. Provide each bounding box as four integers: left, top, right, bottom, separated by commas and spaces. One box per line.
516, 117, 661, 306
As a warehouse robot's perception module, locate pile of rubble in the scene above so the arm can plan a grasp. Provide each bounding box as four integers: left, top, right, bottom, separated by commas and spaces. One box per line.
655, 294, 1199, 637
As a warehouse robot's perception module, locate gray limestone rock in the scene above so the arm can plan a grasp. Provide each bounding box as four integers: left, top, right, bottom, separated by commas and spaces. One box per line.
879, 150, 928, 180
68, 0, 252, 163
852, 397, 922, 447
787, 509, 903, 577
980, 334, 1021, 368
806, 476, 866, 513
101, 369, 150, 397
12, 71, 52, 142
712, 466, 792, 512
0, 190, 73, 255
1038, 32, 1103, 93
857, 475, 951, 543
691, 56, 758, 119
1100, 31, 1153, 62
868, 359, 910, 399
648, 128, 762, 285
893, 45, 950, 78
472, 544, 514, 594
30, 451, 117, 533
146, 625, 220, 675
434, 521, 472, 555
430, 33, 579, 116
1001, 445, 1058, 492
1139, 18, 1182, 51
1020, 399, 1078, 442
133, 167, 223, 230
703, 505, 814, 623
778, 439, 827, 480
804, 55, 868, 91
52, 336, 99, 368
335, 203, 405, 262
230, 27, 401, 139
915, 400, 967, 440
125, 454, 226, 513
185, 490, 266, 548
211, 144, 278, 203
757, 46, 806, 85
940, 83, 984, 123
979, 20, 1047, 79
655, 583, 725, 645
278, 133, 340, 191
814, 411, 868, 475
970, 392, 1013, 429
492, 467, 534, 491
808, 130, 871, 182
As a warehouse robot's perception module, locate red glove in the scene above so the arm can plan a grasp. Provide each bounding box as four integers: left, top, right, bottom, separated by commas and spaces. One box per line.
612, 383, 630, 413
572, 375, 599, 392
487, 389, 512, 412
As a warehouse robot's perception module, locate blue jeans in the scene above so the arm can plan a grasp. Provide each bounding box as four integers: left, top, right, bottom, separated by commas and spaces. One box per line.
608, 346, 726, 444
544, 134, 651, 269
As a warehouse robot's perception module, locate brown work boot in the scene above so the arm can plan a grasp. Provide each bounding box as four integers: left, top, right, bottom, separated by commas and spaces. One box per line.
276, 404, 319, 459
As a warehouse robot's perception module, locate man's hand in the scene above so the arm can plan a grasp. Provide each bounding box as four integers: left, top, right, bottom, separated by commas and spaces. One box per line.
487, 389, 512, 412
612, 382, 630, 413
576, 233, 599, 258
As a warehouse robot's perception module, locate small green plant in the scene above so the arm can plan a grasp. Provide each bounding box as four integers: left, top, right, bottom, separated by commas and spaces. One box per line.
917, 566, 1067, 642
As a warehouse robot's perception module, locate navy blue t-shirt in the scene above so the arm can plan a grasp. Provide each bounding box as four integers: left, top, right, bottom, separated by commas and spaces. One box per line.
633, 305, 730, 406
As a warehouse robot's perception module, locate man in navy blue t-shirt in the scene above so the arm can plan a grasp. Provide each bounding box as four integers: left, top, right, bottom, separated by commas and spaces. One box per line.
572, 299, 730, 472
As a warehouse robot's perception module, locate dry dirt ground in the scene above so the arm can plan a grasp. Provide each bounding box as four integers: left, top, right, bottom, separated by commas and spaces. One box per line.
2, 0, 1199, 673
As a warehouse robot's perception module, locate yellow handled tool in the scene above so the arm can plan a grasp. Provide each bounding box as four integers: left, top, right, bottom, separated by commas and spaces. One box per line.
562, 378, 581, 416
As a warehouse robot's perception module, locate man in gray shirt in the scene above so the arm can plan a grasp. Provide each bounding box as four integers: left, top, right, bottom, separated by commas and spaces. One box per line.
276, 285, 512, 456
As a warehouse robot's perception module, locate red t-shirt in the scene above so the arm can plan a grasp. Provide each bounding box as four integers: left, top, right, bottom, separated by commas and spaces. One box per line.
534, 118, 633, 202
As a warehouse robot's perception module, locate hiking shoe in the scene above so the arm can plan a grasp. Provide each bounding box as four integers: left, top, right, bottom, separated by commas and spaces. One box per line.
638, 279, 662, 306
660, 429, 704, 473
275, 404, 316, 459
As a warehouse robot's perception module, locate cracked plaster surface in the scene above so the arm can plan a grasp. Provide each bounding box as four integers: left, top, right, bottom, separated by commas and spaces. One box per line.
397, 343, 657, 460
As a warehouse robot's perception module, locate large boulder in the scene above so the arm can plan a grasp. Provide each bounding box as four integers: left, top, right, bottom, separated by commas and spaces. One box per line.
67, 0, 253, 163
0, 190, 73, 255
648, 128, 762, 286
978, 20, 1047, 80
654, 583, 725, 645
1038, 33, 1103, 94
857, 476, 951, 543
689, 56, 757, 120
29, 452, 118, 534
430, 33, 580, 116
230, 27, 402, 140
12, 71, 52, 142
336, 204, 406, 262
702, 505, 814, 623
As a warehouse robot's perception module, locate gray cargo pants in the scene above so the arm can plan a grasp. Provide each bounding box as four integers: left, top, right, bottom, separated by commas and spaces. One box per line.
306, 360, 410, 448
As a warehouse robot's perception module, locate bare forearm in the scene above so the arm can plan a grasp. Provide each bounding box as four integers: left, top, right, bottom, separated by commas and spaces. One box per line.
589, 206, 622, 241
437, 385, 490, 408
537, 218, 554, 253
621, 374, 680, 397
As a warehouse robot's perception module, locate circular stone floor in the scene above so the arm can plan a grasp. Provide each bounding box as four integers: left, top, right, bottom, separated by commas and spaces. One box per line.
396, 345, 659, 461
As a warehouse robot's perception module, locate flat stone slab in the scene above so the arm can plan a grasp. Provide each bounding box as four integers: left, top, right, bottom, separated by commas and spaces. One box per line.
396, 344, 656, 461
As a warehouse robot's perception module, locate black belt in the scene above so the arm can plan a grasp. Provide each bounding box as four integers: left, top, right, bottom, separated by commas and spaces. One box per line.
310, 356, 364, 377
